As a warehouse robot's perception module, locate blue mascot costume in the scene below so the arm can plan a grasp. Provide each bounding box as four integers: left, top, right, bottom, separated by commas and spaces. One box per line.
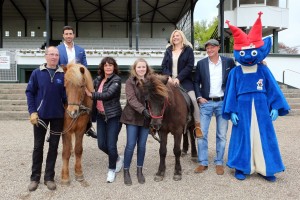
222, 12, 290, 182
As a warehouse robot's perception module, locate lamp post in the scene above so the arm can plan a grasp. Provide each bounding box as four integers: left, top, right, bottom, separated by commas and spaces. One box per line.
46, 0, 50, 47
135, 0, 139, 51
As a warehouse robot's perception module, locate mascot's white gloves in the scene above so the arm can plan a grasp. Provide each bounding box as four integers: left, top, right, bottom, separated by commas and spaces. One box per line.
30, 112, 39, 125
270, 109, 278, 121
231, 113, 239, 125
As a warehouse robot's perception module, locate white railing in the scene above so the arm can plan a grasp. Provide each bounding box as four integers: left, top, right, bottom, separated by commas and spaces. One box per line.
283, 69, 300, 89
4, 49, 300, 88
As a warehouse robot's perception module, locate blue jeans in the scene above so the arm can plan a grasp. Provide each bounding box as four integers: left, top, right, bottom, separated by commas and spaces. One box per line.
124, 124, 149, 169
198, 100, 228, 166
96, 114, 122, 170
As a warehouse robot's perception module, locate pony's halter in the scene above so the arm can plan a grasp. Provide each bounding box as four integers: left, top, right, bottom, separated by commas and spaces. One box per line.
67, 76, 91, 118
67, 77, 86, 107
147, 98, 169, 119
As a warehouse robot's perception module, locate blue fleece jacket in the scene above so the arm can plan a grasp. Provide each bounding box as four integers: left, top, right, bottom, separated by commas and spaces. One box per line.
26, 64, 66, 119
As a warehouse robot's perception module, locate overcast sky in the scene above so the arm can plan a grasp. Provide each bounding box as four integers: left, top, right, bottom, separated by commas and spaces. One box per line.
194, 0, 300, 48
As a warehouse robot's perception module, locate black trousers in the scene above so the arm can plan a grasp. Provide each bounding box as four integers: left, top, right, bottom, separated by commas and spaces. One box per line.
30, 118, 63, 182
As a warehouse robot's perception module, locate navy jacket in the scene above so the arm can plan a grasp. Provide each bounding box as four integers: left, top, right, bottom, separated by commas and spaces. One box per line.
57, 43, 88, 67
194, 56, 236, 99
26, 64, 66, 119
161, 45, 195, 92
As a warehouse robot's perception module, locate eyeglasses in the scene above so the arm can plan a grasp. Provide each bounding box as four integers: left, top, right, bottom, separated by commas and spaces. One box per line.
46, 53, 59, 57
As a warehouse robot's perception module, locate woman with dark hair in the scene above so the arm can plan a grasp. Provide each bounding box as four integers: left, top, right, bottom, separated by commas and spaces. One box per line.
120, 58, 153, 186
85, 57, 123, 183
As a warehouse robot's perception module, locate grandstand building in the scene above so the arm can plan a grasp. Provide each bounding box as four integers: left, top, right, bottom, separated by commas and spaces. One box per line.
0, 0, 201, 82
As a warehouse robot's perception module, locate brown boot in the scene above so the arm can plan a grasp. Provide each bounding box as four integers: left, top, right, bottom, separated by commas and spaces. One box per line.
137, 167, 145, 184
194, 122, 203, 138
194, 165, 208, 173
123, 169, 132, 186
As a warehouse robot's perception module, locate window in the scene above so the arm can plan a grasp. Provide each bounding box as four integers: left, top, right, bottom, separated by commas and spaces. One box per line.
43, 31, 47, 37
17, 31, 22, 37
5, 31, 9, 37
31, 31, 35, 37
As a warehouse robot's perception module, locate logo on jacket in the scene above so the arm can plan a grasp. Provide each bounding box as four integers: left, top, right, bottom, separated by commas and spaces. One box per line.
56, 79, 63, 84
257, 79, 263, 90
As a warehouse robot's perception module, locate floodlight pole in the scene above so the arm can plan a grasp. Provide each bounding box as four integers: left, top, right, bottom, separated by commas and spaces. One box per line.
46, 0, 50, 47
135, 0, 139, 51
220, 0, 224, 53
0, 1, 2, 48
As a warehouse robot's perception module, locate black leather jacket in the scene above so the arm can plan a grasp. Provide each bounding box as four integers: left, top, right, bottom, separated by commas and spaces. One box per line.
91, 74, 122, 121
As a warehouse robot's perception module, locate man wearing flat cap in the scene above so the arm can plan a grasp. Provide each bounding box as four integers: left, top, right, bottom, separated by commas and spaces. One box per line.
193, 39, 236, 175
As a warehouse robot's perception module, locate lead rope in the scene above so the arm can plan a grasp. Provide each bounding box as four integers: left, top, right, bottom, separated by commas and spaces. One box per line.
37, 107, 90, 141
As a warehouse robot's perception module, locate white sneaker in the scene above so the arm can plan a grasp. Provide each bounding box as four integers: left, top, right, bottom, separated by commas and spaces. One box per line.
106, 169, 116, 183
115, 155, 124, 173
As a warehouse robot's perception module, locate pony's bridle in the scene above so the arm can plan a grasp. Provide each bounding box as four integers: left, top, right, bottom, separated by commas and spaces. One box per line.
66, 77, 91, 119
147, 98, 169, 119
147, 98, 169, 143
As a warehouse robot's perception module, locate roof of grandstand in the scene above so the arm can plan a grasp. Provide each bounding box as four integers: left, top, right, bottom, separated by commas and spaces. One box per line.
3, 0, 198, 24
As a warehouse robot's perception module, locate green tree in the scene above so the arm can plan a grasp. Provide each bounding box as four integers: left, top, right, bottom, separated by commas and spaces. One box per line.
194, 17, 218, 50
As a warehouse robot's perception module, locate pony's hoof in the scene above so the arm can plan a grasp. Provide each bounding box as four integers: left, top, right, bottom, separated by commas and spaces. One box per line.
173, 174, 182, 181
75, 175, 84, 182
181, 151, 187, 157
191, 157, 198, 163
80, 180, 90, 187
191, 153, 198, 158
61, 179, 70, 186
154, 175, 164, 182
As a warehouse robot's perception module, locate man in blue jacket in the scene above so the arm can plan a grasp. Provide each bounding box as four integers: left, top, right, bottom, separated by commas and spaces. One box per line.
57, 25, 97, 138
26, 46, 66, 191
193, 39, 235, 175
57, 25, 87, 67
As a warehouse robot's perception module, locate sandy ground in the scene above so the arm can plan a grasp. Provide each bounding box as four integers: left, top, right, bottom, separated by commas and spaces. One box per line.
0, 115, 300, 200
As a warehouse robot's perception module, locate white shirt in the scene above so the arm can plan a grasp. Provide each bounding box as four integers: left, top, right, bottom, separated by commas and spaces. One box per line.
208, 56, 224, 98
172, 53, 179, 78
64, 42, 76, 64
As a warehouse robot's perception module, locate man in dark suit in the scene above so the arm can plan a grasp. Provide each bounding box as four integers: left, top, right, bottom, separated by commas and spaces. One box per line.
57, 26, 97, 138
193, 39, 235, 175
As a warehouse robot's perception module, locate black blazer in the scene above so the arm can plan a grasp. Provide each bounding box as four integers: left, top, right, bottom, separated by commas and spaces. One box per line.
194, 56, 236, 99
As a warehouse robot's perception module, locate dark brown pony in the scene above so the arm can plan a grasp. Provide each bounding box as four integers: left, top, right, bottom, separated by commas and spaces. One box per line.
61, 63, 93, 185
182, 125, 197, 159
141, 74, 195, 181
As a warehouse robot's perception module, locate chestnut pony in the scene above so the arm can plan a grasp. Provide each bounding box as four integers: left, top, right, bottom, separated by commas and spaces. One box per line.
141, 74, 195, 181
61, 63, 93, 185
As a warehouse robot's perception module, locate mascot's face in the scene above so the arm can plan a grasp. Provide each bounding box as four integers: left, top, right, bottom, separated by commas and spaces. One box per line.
234, 37, 272, 66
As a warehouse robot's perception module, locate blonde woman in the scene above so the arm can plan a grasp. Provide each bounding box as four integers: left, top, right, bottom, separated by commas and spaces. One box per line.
120, 58, 153, 186
161, 30, 202, 138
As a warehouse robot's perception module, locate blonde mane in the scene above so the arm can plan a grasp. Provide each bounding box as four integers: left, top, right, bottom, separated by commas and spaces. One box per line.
64, 63, 93, 91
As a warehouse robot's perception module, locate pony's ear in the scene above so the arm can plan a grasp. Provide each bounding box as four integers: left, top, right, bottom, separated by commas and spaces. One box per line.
160, 75, 169, 85
63, 66, 67, 73
79, 66, 85, 75
162, 75, 169, 85
154, 74, 168, 85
